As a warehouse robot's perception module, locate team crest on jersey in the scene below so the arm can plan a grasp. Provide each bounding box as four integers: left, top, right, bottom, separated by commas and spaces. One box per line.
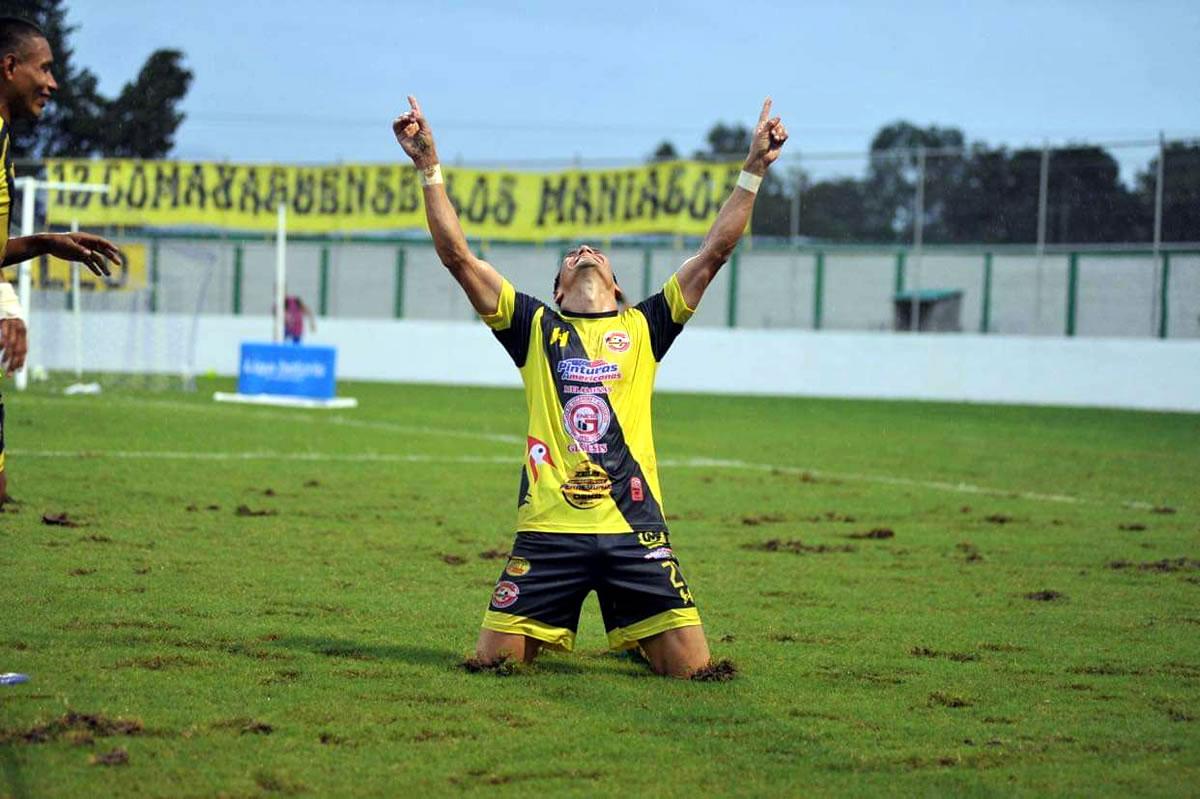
563, 394, 611, 447
555, 358, 622, 383
491, 580, 520, 609
505, 557, 531, 577
561, 462, 612, 509
604, 331, 631, 353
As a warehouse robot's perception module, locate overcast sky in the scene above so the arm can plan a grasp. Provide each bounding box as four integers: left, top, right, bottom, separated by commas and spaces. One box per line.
67, 0, 1200, 178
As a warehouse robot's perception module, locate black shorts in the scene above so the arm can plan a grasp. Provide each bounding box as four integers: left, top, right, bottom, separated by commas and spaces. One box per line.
481, 531, 702, 652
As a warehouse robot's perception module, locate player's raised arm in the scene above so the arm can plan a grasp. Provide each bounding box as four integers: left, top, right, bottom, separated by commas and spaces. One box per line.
393, 96, 504, 316
675, 98, 788, 309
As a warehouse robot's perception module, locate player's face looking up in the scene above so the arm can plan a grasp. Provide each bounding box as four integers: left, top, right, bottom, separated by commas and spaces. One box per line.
554, 244, 621, 306
1, 35, 57, 120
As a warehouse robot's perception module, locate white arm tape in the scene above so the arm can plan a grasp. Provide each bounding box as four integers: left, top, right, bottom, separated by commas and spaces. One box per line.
0, 282, 24, 322
420, 164, 444, 186
736, 170, 763, 194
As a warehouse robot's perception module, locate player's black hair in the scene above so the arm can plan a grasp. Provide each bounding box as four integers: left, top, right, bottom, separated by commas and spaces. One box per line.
0, 17, 46, 60
554, 245, 624, 305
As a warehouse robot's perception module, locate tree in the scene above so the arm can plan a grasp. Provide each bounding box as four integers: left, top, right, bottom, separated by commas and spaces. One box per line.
1045, 146, 1144, 243
693, 122, 751, 162
100, 49, 191, 157
864, 121, 968, 242
648, 140, 678, 163
798, 177, 876, 242
1137, 142, 1200, 243
6, 0, 192, 158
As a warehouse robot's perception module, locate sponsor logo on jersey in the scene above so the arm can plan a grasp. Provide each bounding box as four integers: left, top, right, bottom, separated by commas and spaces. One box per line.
504, 557, 531, 577
568, 442, 608, 454
643, 546, 674, 560
630, 476, 644, 502
563, 394, 611, 445
491, 580, 520, 609
561, 461, 612, 510
549, 327, 570, 347
555, 358, 622, 383
604, 330, 631, 353
564, 384, 609, 395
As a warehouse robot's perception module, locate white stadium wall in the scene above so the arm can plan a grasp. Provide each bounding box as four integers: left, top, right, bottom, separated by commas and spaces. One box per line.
30, 311, 1200, 413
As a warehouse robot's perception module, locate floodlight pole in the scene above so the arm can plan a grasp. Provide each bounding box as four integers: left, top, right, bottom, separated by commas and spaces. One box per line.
1151, 131, 1165, 337
71, 219, 82, 378
908, 146, 926, 333
274, 202, 287, 343
1035, 142, 1050, 332
13, 178, 109, 390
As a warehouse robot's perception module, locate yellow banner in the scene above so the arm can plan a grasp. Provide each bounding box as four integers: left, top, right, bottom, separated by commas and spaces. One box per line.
44, 159, 742, 241
36, 243, 146, 292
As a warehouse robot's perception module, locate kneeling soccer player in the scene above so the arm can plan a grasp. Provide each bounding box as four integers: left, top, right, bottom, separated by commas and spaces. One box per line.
392, 95, 788, 677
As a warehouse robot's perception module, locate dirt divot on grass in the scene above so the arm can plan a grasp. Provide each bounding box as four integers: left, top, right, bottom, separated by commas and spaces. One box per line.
1151, 506, 1176, 515
1024, 590, 1066, 602
440, 554, 466, 566
212, 717, 273, 735
235, 504, 276, 517
304, 479, 321, 488
253, 770, 305, 794
478, 549, 509, 560
68, 568, 96, 576
980, 642, 1027, 653
41, 511, 79, 527
741, 513, 787, 526
461, 654, 519, 676
847, 528, 894, 540
691, 659, 737, 682
928, 691, 973, 708
956, 542, 984, 562
910, 646, 979, 662
1108, 558, 1200, 573
113, 654, 199, 671
743, 539, 856, 555
3, 711, 143, 745
80, 534, 112, 543
1118, 523, 1147, 531
89, 747, 129, 766
984, 514, 1013, 525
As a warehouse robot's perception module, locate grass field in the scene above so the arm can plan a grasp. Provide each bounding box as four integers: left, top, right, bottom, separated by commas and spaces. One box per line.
0, 376, 1197, 797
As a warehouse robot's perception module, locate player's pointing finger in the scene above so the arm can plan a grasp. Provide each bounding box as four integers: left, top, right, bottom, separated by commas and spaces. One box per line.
408, 95, 422, 116
758, 97, 772, 126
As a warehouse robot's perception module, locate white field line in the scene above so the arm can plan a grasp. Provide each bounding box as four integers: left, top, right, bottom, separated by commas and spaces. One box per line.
9, 448, 1137, 507
14, 396, 1163, 508
18, 394, 522, 445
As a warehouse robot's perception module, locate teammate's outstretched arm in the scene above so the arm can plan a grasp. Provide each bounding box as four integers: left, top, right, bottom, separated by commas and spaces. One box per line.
2, 232, 120, 276
675, 98, 788, 309
393, 96, 504, 315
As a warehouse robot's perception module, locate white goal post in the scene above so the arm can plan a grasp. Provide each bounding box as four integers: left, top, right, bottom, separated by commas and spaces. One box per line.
12, 177, 110, 391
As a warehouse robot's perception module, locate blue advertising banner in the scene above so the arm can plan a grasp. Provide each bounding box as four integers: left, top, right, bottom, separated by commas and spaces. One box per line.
237, 342, 337, 400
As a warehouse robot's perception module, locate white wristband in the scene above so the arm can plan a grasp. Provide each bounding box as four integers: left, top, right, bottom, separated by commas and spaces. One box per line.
736, 170, 763, 194
419, 164, 443, 186
0, 282, 24, 322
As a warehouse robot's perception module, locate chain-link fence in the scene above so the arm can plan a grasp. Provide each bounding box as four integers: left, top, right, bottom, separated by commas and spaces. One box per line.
24, 234, 1199, 340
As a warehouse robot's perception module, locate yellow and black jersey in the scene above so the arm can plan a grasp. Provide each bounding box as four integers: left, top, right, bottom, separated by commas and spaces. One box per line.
482, 274, 695, 534
0, 117, 13, 260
